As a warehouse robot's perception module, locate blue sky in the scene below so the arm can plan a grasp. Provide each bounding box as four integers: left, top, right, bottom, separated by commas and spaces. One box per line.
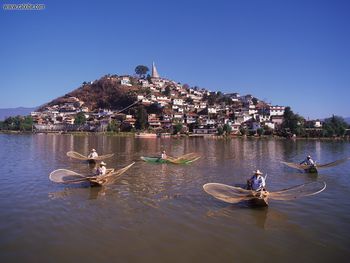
0, 0, 349, 119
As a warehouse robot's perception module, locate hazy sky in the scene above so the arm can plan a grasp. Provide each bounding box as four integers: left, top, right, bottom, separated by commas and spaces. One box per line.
1, 0, 349, 119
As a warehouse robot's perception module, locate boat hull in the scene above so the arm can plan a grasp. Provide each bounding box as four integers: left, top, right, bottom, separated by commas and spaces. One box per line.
305, 166, 318, 173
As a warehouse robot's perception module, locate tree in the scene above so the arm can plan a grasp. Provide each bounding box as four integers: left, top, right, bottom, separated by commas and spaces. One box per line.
223, 124, 232, 134
107, 119, 120, 132
282, 106, 305, 136
172, 122, 183, 134
240, 127, 247, 136
74, 112, 86, 125
217, 126, 224, 136
0, 116, 33, 131
19, 116, 33, 131
323, 115, 348, 137
135, 65, 149, 78
257, 128, 264, 136
135, 105, 148, 130
163, 86, 171, 97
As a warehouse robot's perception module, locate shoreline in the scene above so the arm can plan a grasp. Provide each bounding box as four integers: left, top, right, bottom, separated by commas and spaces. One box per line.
0, 130, 349, 140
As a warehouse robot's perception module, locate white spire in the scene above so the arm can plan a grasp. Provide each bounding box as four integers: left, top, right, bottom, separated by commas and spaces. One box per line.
152, 62, 160, 78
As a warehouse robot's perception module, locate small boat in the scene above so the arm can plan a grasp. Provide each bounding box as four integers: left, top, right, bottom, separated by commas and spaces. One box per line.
135, 133, 158, 138
281, 157, 349, 173
141, 153, 200, 164
203, 181, 326, 207
49, 162, 135, 186
67, 151, 114, 163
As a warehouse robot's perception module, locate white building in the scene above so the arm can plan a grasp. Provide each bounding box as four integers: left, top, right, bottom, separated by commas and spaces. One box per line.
269, 106, 285, 116
173, 99, 183, 106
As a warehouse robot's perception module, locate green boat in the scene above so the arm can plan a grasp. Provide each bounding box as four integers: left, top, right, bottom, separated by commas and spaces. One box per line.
140, 155, 200, 164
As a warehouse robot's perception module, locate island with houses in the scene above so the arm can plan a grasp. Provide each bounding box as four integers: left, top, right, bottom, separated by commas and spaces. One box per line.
1, 63, 348, 138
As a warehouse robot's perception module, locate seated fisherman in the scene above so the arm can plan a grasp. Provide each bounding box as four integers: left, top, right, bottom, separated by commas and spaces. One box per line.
300, 155, 315, 166
161, 150, 167, 160
96, 161, 107, 176
247, 170, 266, 191
88, 149, 98, 159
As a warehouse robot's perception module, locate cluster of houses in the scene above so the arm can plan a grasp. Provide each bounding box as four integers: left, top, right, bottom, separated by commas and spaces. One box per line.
32, 63, 314, 135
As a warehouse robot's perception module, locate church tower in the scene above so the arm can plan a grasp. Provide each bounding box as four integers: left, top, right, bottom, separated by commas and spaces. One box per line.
152, 62, 160, 78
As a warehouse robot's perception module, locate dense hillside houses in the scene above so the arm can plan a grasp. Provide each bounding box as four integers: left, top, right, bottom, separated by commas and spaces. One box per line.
32, 63, 292, 134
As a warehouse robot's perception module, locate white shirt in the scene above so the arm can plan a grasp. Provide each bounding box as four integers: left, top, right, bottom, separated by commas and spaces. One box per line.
161, 153, 167, 159
88, 152, 98, 158
301, 158, 315, 166
250, 175, 266, 191
96, 166, 106, 175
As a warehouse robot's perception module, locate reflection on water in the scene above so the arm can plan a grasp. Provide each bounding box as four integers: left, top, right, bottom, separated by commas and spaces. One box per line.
0, 134, 350, 262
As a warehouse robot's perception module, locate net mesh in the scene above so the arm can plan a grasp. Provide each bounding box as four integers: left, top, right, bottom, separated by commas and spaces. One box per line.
203, 182, 326, 203
66, 151, 114, 161
49, 169, 88, 183
167, 153, 201, 164
282, 158, 349, 170
268, 181, 326, 200
318, 158, 349, 168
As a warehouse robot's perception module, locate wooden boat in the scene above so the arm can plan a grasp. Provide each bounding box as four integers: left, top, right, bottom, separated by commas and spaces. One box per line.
135, 133, 158, 138
67, 151, 114, 163
203, 181, 326, 207
281, 157, 349, 173
49, 162, 135, 186
141, 153, 200, 164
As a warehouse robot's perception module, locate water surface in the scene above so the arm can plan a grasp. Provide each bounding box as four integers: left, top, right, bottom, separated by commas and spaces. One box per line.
0, 134, 349, 263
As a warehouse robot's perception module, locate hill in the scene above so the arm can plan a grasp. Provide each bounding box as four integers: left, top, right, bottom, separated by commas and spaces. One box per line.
39, 75, 142, 111
0, 107, 37, 120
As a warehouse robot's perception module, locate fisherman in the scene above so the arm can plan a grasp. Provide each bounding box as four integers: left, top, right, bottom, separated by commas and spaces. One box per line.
300, 155, 315, 166
247, 170, 266, 191
161, 150, 167, 160
88, 149, 98, 159
96, 161, 107, 176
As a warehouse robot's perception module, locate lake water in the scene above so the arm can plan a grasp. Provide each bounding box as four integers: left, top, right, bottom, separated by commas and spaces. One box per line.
0, 134, 349, 263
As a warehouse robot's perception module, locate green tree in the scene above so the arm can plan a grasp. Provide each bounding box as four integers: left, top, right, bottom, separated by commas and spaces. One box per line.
217, 126, 224, 135
240, 127, 247, 136
74, 112, 87, 125
282, 106, 305, 136
257, 128, 264, 136
19, 116, 33, 131
223, 123, 232, 134
135, 106, 148, 130
323, 115, 348, 137
135, 65, 149, 78
163, 86, 171, 96
173, 122, 183, 134
107, 119, 120, 132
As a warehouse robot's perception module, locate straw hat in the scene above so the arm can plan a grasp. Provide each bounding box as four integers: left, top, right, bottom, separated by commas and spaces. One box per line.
253, 169, 263, 175
91, 149, 96, 152
100, 161, 106, 166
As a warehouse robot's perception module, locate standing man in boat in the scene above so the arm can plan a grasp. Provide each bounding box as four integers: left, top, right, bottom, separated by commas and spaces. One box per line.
247, 170, 266, 191
96, 161, 107, 176
300, 155, 315, 166
88, 149, 98, 159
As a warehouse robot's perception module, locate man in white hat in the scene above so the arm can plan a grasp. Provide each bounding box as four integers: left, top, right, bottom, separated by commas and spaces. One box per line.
300, 155, 315, 166
96, 161, 107, 176
161, 150, 167, 160
88, 149, 98, 159
247, 170, 266, 191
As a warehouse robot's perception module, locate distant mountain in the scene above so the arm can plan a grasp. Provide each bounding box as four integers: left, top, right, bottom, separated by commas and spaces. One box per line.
345, 117, 350, 125
0, 107, 37, 121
